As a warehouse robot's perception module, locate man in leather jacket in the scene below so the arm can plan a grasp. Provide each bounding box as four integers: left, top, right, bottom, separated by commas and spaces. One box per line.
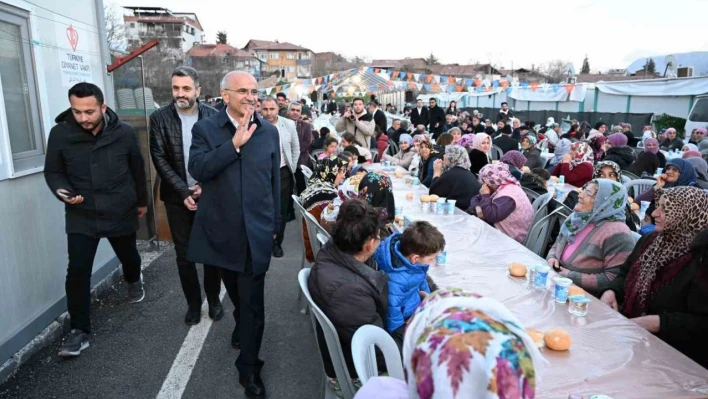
149, 66, 222, 325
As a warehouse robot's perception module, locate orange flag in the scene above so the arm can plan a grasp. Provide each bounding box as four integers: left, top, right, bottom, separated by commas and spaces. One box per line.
407, 73, 413, 80
501, 80, 509, 89
275, 85, 281, 92
316, 77, 322, 84
565, 83, 575, 93
530, 82, 539, 91
426, 75, 434, 83
374, 68, 380, 73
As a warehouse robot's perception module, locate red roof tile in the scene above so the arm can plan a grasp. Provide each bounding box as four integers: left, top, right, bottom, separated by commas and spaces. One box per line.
187, 44, 257, 58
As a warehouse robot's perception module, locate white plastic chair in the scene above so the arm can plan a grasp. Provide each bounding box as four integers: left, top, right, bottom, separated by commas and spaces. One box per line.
622, 170, 640, 181
292, 195, 311, 314
303, 212, 331, 260
524, 207, 564, 256
351, 325, 405, 385
298, 269, 358, 399
491, 145, 503, 160
301, 165, 314, 180
522, 187, 540, 203
624, 179, 656, 199
316, 232, 329, 247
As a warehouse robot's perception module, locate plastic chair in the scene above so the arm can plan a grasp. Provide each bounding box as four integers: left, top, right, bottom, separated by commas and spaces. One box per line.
299, 269, 358, 399
524, 207, 564, 256
387, 140, 399, 156
301, 165, 313, 180
624, 179, 656, 199
316, 232, 329, 247
371, 152, 379, 163
522, 187, 540, 203
312, 149, 325, 159
292, 195, 311, 314
491, 145, 503, 161
351, 325, 405, 385
622, 170, 640, 181
303, 211, 331, 260
532, 192, 552, 215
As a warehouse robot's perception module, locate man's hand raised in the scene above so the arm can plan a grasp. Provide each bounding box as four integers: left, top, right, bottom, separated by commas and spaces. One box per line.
232, 109, 257, 150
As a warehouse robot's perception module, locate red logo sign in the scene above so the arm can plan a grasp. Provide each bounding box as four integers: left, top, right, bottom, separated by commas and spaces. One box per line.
66, 25, 78, 52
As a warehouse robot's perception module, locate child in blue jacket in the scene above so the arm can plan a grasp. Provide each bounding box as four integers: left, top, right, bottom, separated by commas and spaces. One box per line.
373, 221, 445, 334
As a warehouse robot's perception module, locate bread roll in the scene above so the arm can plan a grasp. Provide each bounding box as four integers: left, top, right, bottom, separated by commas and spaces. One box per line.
544, 328, 571, 351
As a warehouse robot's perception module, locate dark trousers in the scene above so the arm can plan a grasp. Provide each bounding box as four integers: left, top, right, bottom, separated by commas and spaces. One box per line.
217, 245, 266, 376
164, 202, 221, 309
66, 233, 141, 334
294, 166, 307, 195
276, 166, 293, 245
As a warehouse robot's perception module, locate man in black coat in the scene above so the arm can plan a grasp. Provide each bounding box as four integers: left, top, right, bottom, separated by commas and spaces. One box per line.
44, 83, 148, 357
410, 98, 428, 129
368, 101, 388, 134
493, 125, 520, 154
427, 97, 446, 139
320, 98, 337, 114
496, 101, 514, 122
187, 71, 279, 397
149, 66, 222, 326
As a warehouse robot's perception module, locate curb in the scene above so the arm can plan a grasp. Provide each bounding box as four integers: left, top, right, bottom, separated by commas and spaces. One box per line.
0, 241, 171, 385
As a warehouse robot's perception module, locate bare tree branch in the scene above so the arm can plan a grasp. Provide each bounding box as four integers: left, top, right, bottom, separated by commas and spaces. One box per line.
104, 2, 125, 52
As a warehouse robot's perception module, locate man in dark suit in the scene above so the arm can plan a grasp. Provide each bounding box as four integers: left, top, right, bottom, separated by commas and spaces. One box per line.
320, 98, 336, 114
410, 98, 428, 128
493, 125, 520, 154
368, 101, 387, 134
187, 71, 280, 398
427, 97, 446, 139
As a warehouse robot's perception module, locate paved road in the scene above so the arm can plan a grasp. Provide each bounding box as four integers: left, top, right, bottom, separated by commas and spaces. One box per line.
0, 222, 322, 399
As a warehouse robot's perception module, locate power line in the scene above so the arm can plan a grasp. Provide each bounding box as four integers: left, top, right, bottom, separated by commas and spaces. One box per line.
21, 0, 99, 29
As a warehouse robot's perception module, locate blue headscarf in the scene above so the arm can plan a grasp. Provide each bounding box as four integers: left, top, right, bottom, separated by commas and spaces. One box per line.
560, 179, 628, 242
398, 134, 413, 145
550, 138, 572, 166
665, 158, 697, 188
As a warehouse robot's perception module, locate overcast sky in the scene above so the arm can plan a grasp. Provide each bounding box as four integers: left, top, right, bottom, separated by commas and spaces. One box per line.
113, 0, 708, 72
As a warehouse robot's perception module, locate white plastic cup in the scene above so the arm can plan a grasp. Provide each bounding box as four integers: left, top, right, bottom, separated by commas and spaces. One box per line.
553, 277, 573, 303
640, 201, 650, 213
436, 198, 447, 214
534, 265, 551, 289
446, 200, 457, 214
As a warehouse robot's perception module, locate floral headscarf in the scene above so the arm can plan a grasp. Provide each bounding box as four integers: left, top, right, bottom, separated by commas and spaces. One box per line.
472, 133, 491, 154
403, 289, 546, 399
593, 161, 621, 181
443, 145, 472, 172
478, 163, 519, 190
569, 142, 594, 170
589, 135, 606, 162
458, 133, 476, 150
624, 187, 708, 317
665, 158, 697, 188
300, 155, 347, 209
358, 172, 395, 222
500, 150, 527, 170
321, 174, 363, 223
643, 138, 660, 154
550, 139, 572, 166
560, 179, 627, 243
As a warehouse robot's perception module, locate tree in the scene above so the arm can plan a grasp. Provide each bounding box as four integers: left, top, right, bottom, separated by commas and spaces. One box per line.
216, 31, 228, 45
424, 52, 440, 66
540, 59, 570, 83
580, 55, 590, 74
643, 57, 656, 74
103, 2, 125, 52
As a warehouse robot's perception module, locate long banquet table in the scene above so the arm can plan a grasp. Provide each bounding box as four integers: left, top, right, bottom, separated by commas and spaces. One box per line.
374, 164, 708, 398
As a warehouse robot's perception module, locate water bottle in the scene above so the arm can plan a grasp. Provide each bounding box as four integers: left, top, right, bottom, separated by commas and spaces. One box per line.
559, 175, 565, 185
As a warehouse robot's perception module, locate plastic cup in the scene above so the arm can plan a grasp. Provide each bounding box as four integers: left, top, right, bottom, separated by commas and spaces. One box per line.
553, 277, 573, 303
413, 177, 420, 186
446, 200, 456, 214
435, 250, 447, 267
569, 295, 591, 317
656, 168, 663, 176
526, 265, 538, 288
534, 265, 551, 289
640, 201, 650, 213
395, 207, 403, 216
559, 175, 565, 184
555, 188, 565, 200
436, 198, 447, 214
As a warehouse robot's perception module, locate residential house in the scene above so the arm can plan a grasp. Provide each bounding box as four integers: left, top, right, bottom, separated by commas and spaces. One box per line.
123, 6, 204, 53
245, 41, 313, 79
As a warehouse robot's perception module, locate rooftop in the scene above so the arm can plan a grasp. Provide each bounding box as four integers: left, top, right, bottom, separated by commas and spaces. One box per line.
123, 6, 203, 30
187, 44, 258, 58
250, 42, 312, 52
242, 39, 276, 50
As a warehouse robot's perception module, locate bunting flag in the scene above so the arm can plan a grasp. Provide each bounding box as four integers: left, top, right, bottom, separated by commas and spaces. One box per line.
413, 73, 420, 81
465, 78, 472, 87
564, 83, 575, 93
552, 84, 560, 93
416, 83, 423, 90
474, 79, 482, 87
455, 77, 462, 84
398, 71, 406, 79
424, 84, 431, 91
485, 86, 493, 92
520, 82, 529, 89
408, 82, 416, 89
500, 80, 509, 89
476, 86, 484, 93
541, 83, 550, 92
506, 87, 512, 94
407, 72, 413, 80
425, 75, 434, 83
530, 82, 539, 91
448, 76, 455, 84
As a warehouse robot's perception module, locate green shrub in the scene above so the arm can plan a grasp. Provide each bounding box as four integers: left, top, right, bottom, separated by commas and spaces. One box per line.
653, 113, 687, 138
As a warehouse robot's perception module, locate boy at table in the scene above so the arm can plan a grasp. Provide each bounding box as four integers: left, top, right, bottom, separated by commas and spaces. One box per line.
373, 221, 446, 338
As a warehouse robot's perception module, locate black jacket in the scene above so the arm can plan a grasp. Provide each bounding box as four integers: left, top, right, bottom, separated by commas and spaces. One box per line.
373, 109, 387, 134
308, 241, 392, 378
429, 166, 482, 209
321, 102, 337, 114
44, 107, 147, 237
607, 233, 708, 368
496, 110, 514, 122
469, 148, 490, 176
410, 107, 429, 128
493, 134, 520, 154
603, 146, 636, 171
149, 101, 217, 205
660, 138, 684, 152
428, 106, 446, 137
520, 173, 548, 196
522, 148, 543, 169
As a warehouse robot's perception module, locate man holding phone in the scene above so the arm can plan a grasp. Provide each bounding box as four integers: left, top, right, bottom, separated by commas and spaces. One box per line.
44, 83, 148, 357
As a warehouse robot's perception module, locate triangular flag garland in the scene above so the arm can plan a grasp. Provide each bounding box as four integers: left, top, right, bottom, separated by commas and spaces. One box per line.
258, 66, 583, 96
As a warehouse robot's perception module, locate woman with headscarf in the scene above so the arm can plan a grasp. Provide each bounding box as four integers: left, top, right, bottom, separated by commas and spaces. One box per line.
520, 135, 543, 169
321, 173, 366, 229
468, 132, 492, 176
457, 133, 475, 151
594, 161, 641, 232
551, 141, 595, 188
635, 158, 697, 203
699, 139, 708, 157
686, 157, 708, 190
299, 155, 348, 261
589, 135, 606, 163
469, 163, 534, 243
547, 179, 635, 296
601, 187, 708, 368
603, 133, 636, 170
659, 128, 684, 151
430, 145, 481, 210
358, 172, 396, 230
354, 289, 546, 399
418, 141, 440, 188
683, 150, 702, 159
546, 138, 571, 171
382, 134, 416, 169
628, 151, 660, 179
643, 137, 666, 167
682, 143, 699, 153
500, 150, 527, 180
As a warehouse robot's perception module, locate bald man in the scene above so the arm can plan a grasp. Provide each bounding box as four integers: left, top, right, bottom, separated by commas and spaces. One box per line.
187, 71, 278, 397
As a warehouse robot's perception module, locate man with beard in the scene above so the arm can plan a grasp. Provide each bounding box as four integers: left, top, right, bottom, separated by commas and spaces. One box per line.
276, 92, 289, 117
260, 97, 299, 258
335, 97, 374, 148
44, 83, 148, 356
188, 71, 280, 397
427, 97, 446, 139
287, 101, 313, 196
149, 66, 222, 325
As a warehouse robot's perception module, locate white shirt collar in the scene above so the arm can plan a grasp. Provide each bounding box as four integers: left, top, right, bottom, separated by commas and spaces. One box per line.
226, 110, 256, 128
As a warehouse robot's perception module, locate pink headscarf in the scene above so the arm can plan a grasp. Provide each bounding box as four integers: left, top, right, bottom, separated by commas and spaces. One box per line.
644, 138, 660, 154
697, 127, 708, 135
608, 132, 628, 147
478, 163, 519, 190
472, 133, 491, 152
683, 150, 702, 159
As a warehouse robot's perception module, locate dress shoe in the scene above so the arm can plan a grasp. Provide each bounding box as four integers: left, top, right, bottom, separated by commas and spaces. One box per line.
208, 301, 224, 321
272, 243, 284, 258
239, 373, 266, 398
231, 328, 240, 350
184, 309, 201, 325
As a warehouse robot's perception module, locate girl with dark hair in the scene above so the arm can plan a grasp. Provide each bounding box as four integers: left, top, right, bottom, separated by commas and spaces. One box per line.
445, 100, 459, 116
